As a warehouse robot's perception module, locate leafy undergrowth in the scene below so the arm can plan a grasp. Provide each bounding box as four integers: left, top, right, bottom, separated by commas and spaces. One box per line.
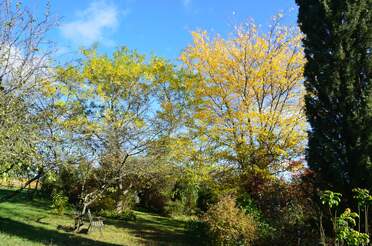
0, 189, 194, 246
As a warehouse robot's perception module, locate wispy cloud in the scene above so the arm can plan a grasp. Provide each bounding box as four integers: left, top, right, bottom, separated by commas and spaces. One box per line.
60, 1, 126, 47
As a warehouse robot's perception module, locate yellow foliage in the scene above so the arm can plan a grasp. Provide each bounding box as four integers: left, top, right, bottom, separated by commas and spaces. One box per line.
181, 19, 306, 174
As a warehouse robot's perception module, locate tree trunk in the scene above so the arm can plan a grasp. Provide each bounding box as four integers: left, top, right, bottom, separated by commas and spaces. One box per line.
365, 206, 369, 235
319, 212, 326, 246
116, 183, 132, 213
29, 177, 40, 200
116, 181, 123, 213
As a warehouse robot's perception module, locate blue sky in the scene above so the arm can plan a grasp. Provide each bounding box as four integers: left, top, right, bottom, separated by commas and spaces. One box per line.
38, 0, 298, 61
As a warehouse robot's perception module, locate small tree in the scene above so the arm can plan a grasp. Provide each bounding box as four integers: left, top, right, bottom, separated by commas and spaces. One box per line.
0, 0, 56, 184
321, 190, 342, 241
320, 190, 370, 246
337, 208, 369, 246
352, 188, 371, 235
49, 47, 178, 218
51, 190, 68, 215
180, 16, 306, 191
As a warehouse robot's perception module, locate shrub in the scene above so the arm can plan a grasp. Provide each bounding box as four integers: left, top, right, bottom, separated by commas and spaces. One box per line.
98, 209, 137, 221
120, 210, 137, 221
51, 191, 68, 215
337, 208, 369, 246
320, 189, 370, 245
91, 196, 116, 212
197, 185, 218, 213
164, 200, 188, 216
203, 195, 257, 245
137, 188, 168, 214
241, 174, 319, 245
236, 193, 275, 241
164, 181, 202, 216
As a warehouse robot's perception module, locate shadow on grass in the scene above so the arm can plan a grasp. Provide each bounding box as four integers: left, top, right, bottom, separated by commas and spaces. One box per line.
0, 188, 50, 208
0, 217, 121, 246
0, 188, 196, 245
105, 213, 196, 245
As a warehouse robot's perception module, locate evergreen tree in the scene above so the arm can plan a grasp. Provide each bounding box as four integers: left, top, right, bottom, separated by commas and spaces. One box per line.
296, 0, 372, 196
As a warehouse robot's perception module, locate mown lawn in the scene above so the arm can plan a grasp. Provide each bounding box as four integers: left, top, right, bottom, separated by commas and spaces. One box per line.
0, 189, 194, 245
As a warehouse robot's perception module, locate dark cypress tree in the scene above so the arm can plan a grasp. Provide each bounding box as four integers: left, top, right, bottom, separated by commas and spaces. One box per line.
296, 0, 372, 197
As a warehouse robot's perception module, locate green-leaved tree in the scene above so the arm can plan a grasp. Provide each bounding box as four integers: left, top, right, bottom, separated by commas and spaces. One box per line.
296, 0, 372, 196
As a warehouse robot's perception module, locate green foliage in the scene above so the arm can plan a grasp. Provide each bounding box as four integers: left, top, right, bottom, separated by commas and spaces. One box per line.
352, 188, 371, 237
0, 0, 53, 181
164, 200, 188, 217
196, 185, 218, 213
236, 193, 275, 241
3, 1, 371, 244
352, 188, 372, 207
320, 190, 342, 208
120, 210, 137, 221
165, 179, 199, 216
98, 209, 137, 221
92, 196, 116, 212
48, 46, 180, 215
51, 191, 68, 215
203, 196, 257, 245
320, 189, 370, 245
138, 187, 169, 214
337, 209, 369, 246
0, 93, 40, 177
296, 0, 372, 197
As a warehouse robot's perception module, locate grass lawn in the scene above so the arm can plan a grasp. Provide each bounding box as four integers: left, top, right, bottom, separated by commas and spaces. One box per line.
0, 189, 195, 245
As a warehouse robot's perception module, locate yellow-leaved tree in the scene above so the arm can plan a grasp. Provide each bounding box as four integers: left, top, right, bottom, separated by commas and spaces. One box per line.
180, 18, 306, 185
43, 47, 180, 216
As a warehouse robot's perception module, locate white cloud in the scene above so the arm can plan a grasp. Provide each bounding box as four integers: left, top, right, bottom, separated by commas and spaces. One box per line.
0, 44, 50, 94
60, 1, 123, 46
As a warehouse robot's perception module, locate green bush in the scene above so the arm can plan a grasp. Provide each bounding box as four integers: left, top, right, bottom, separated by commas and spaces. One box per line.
167, 180, 199, 215
203, 195, 257, 245
120, 210, 137, 221
91, 196, 116, 212
137, 188, 168, 214
164, 200, 188, 216
320, 189, 370, 245
98, 209, 137, 221
337, 208, 369, 246
51, 191, 68, 215
197, 185, 218, 213
236, 193, 275, 241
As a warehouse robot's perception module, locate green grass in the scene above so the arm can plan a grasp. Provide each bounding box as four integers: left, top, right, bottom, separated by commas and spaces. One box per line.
0, 189, 195, 245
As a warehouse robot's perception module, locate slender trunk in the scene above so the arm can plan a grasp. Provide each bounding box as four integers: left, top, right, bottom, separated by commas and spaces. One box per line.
365, 205, 368, 235
116, 180, 123, 213
329, 208, 338, 246
80, 187, 107, 215
74, 203, 88, 233
35, 178, 39, 192
29, 177, 40, 200
116, 183, 132, 213
81, 194, 93, 215
82, 203, 88, 215
320, 212, 326, 246
358, 205, 361, 232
